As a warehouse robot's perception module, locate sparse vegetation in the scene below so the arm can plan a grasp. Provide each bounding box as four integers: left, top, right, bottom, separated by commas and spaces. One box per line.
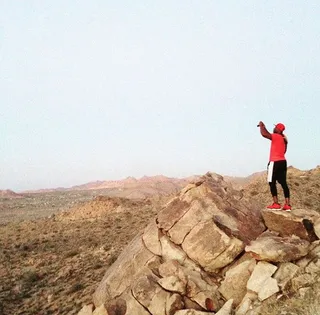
68, 283, 84, 294
64, 249, 79, 258
0, 193, 162, 315
21, 269, 41, 285
258, 282, 320, 315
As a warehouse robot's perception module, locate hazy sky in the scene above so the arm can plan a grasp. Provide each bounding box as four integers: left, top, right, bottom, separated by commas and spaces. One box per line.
1, 1, 320, 191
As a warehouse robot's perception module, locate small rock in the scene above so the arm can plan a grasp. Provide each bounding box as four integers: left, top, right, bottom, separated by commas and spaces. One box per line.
215, 299, 234, 315
247, 262, 279, 301
78, 304, 93, 315
93, 304, 108, 315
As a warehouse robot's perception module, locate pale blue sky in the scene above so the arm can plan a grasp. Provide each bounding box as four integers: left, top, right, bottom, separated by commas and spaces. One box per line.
1, 1, 320, 191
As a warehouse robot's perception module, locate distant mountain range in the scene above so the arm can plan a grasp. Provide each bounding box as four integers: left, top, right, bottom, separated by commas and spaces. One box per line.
21, 173, 263, 194
0, 189, 25, 199
20, 175, 201, 197
3, 166, 319, 201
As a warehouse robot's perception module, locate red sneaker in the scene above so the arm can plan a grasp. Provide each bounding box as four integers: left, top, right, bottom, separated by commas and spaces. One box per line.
267, 203, 281, 209
282, 204, 292, 211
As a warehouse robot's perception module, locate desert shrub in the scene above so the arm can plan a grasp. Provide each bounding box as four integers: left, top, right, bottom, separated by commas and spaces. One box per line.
102, 244, 111, 251
93, 262, 103, 269
64, 249, 79, 258
68, 283, 84, 293
21, 269, 40, 287
258, 284, 320, 315
20, 243, 32, 251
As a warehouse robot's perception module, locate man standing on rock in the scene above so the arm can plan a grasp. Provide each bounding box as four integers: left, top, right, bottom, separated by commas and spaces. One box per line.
258, 121, 291, 211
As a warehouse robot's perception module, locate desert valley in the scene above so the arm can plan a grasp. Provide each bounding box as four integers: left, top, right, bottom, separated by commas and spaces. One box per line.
1, 167, 320, 315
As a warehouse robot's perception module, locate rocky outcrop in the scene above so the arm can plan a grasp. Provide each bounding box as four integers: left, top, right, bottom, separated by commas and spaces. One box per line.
157, 174, 265, 244
261, 209, 318, 241
245, 232, 310, 262
76, 173, 320, 315
93, 234, 156, 306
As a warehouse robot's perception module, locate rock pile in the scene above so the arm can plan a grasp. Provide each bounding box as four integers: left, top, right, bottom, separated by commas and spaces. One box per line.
77, 173, 320, 315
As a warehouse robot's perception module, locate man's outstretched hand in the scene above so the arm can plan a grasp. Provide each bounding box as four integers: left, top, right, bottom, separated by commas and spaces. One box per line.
258, 121, 272, 139
257, 121, 265, 127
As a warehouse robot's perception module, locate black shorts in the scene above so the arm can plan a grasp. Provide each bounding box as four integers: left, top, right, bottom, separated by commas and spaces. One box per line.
267, 160, 287, 183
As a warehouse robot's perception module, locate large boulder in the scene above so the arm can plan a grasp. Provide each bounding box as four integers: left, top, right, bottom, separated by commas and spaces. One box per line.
158, 260, 221, 311
181, 220, 245, 272
93, 234, 157, 306
157, 173, 266, 244
219, 259, 256, 306
246, 262, 279, 301
131, 274, 175, 315
261, 209, 318, 241
245, 233, 310, 262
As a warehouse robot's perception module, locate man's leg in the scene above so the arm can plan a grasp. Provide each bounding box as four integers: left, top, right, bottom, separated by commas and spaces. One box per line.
269, 180, 278, 203
267, 162, 281, 208
277, 161, 291, 206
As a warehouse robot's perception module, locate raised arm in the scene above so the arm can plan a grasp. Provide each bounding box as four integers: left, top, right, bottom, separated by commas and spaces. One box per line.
258, 121, 272, 140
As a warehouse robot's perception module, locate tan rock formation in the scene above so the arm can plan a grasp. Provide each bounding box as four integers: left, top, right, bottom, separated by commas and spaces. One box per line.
219, 259, 256, 305
261, 209, 318, 241
76, 172, 320, 315
245, 234, 310, 262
